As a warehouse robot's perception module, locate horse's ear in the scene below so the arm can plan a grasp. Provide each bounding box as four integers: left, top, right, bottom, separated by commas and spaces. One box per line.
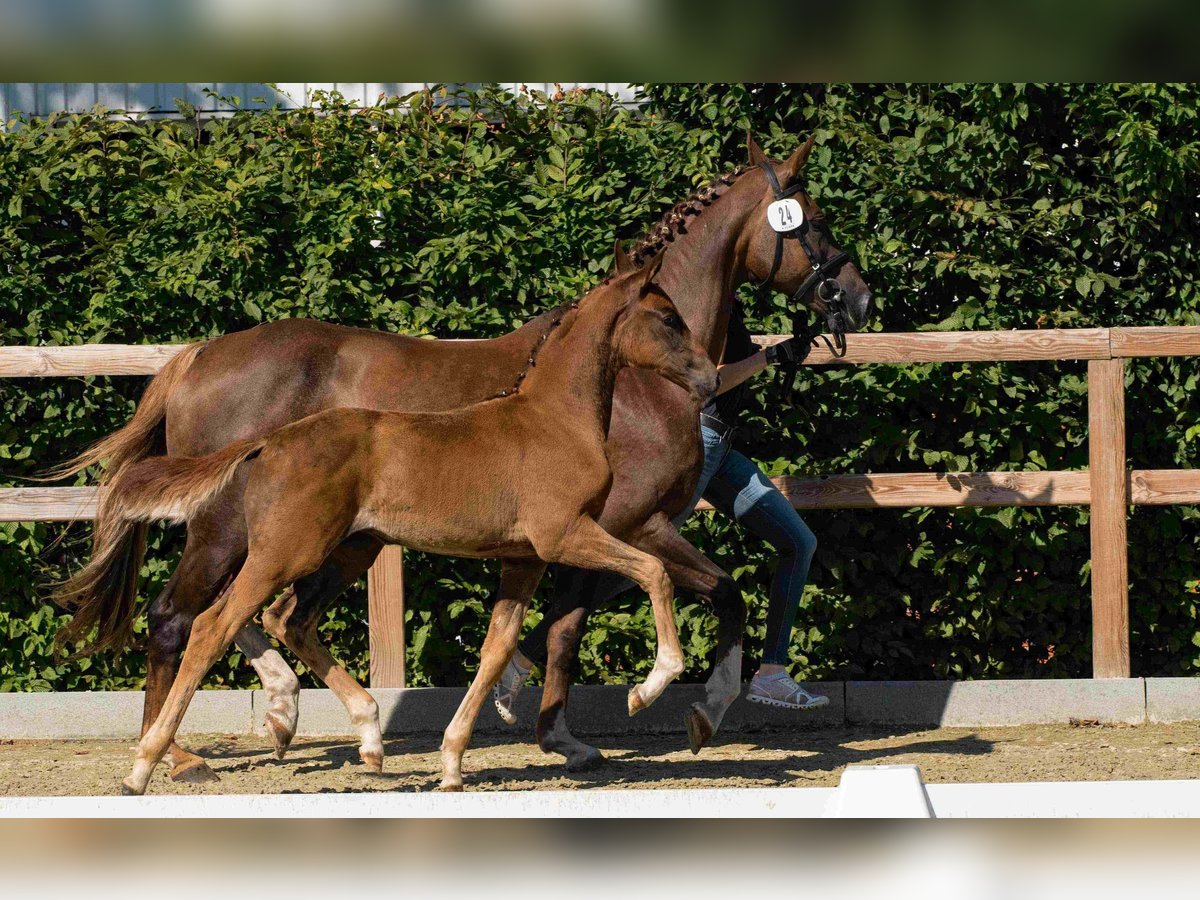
613, 239, 635, 275
746, 131, 769, 167
783, 133, 819, 178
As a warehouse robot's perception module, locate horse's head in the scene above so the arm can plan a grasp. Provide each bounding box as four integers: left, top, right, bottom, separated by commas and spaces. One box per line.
742, 133, 872, 346
610, 242, 720, 404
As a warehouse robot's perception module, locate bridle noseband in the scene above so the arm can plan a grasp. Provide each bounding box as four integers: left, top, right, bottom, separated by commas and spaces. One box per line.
751, 161, 852, 363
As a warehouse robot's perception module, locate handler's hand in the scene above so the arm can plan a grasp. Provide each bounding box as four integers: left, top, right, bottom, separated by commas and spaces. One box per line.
765, 337, 805, 365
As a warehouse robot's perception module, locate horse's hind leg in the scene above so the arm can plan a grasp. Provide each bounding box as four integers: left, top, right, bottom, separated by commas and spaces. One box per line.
536, 516, 684, 715
535, 570, 617, 771
629, 513, 745, 753
262, 533, 385, 771
144, 567, 217, 783
439, 559, 545, 792
234, 536, 382, 763
231, 622, 301, 759
534, 515, 741, 767
124, 557, 290, 795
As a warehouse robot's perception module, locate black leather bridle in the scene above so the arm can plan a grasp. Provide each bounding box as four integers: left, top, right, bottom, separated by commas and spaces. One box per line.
751, 161, 853, 368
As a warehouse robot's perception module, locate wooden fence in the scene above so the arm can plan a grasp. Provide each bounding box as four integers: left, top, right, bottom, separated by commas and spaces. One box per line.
3, 325, 1198, 684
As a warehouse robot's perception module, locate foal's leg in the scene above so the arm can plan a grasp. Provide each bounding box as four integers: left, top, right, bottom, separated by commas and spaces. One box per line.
144, 566, 215, 782
142, 503, 301, 780
261, 533, 385, 771
439, 559, 546, 792
123, 559, 288, 795
142, 519, 243, 784
538, 517, 684, 715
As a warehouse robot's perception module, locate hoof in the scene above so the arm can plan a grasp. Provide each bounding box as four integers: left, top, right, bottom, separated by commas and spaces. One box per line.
565, 746, 606, 773
170, 758, 220, 784
120, 778, 144, 796
627, 685, 646, 717
265, 712, 295, 760
437, 780, 464, 793
360, 750, 384, 774
684, 704, 715, 755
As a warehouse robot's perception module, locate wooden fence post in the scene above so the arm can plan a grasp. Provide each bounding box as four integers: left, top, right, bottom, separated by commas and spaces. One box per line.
1087, 358, 1130, 678
367, 545, 406, 688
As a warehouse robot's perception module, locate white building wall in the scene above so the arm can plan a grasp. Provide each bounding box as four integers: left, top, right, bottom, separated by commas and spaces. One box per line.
1, 82, 638, 122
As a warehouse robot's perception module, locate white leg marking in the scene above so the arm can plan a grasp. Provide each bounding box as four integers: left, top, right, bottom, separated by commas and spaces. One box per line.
237, 626, 301, 745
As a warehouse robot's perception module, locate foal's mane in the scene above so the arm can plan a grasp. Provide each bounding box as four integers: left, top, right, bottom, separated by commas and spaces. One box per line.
629, 164, 749, 267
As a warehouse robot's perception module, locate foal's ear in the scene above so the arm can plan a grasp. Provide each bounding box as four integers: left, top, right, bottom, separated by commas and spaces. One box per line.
635, 250, 665, 290
746, 131, 769, 168
613, 239, 635, 275
783, 132, 818, 178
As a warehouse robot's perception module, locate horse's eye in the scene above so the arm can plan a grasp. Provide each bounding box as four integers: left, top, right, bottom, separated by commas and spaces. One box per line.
662, 313, 683, 331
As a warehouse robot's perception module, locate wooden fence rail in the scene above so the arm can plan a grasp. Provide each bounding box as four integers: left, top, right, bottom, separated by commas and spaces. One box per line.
3, 325, 1198, 682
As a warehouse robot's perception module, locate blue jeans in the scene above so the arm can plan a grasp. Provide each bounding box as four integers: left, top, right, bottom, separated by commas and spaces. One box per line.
519, 425, 817, 667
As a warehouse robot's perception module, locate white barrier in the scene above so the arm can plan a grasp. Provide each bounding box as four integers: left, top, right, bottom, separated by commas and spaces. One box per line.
828, 765, 935, 817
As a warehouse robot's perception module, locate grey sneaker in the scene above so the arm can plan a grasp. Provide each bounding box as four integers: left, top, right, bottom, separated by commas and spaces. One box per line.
492, 656, 531, 725
746, 672, 829, 710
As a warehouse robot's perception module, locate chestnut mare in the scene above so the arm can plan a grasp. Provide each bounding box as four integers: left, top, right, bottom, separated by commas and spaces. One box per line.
55, 134, 871, 779
93, 254, 717, 794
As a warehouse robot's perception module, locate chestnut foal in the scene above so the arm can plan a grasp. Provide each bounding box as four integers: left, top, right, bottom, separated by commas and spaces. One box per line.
95, 254, 717, 794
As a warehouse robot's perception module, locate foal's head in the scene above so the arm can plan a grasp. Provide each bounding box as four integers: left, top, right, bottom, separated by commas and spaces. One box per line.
609, 244, 720, 404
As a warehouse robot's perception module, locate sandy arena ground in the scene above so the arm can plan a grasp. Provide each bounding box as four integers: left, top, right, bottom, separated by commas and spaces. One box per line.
3, 722, 1200, 795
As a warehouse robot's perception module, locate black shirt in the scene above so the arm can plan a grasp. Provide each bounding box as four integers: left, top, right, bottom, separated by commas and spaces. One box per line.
702, 301, 758, 427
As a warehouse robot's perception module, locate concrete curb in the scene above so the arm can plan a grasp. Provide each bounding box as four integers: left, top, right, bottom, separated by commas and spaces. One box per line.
1145, 677, 1200, 723
0, 690, 253, 739
1, 679, 1195, 740
845, 678, 1148, 726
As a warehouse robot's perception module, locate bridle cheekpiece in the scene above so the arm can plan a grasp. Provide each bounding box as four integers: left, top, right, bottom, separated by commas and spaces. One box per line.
751, 161, 852, 363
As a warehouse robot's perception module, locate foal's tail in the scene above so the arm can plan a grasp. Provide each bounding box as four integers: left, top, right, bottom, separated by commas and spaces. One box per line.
40, 341, 208, 484
52, 436, 267, 656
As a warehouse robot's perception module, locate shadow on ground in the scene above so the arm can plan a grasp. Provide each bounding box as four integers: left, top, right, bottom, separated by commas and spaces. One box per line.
184, 725, 995, 793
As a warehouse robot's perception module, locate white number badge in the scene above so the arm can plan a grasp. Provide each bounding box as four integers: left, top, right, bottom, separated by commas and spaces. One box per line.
767, 198, 804, 233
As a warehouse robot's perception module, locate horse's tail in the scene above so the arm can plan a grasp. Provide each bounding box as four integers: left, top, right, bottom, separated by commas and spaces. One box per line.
39, 342, 208, 485
53, 436, 266, 656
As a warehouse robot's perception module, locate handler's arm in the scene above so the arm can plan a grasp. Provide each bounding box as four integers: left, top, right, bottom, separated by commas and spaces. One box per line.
714, 351, 768, 396
713, 336, 804, 397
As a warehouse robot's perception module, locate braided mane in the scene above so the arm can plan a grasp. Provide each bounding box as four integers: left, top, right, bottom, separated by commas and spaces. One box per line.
489, 164, 751, 399
629, 165, 749, 267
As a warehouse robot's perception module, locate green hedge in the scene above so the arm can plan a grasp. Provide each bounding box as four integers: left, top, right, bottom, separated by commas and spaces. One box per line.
1, 83, 1198, 692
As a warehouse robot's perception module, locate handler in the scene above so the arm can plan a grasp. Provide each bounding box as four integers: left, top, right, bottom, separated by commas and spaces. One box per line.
496, 303, 827, 714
